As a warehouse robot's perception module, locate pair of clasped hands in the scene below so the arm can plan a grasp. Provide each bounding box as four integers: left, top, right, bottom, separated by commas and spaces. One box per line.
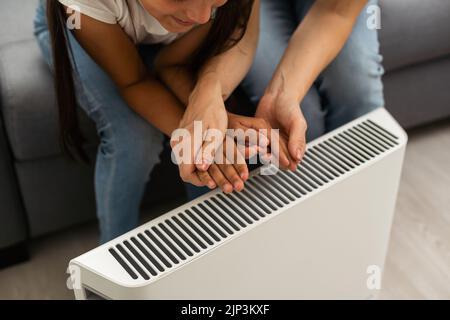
170, 82, 308, 194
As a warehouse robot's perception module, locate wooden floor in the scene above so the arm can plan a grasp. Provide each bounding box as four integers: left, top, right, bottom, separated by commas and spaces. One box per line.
1, 119, 449, 300
380, 119, 450, 299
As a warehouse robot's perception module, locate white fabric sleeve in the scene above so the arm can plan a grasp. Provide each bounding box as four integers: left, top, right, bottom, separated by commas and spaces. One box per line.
58, 0, 119, 24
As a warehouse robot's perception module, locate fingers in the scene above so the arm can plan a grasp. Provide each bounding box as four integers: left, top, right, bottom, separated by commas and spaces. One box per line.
196, 128, 224, 172
219, 162, 245, 192
178, 163, 204, 187
208, 139, 248, 193
242, 144, 260, 161
174, 127, 249, 193
231, 117, 270, 147
172, 127, 207, 187
197, 170, 217, 189
268, 130, 293, 170
279, 135, 294, 170
171, 123, 206, 175
224, 139, 249, 186
208, 164, 234, 194
207, 161, 246, 194
234, 161, 249, 182
288, 113, 308, 165
243, 117, 293, 170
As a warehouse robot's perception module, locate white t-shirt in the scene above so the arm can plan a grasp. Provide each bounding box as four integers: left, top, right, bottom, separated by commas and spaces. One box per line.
58, 0, 182, 45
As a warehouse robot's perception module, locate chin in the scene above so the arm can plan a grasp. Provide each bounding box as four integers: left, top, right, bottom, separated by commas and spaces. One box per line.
166, 25, 187, 33
159, 17, 194, 33
165, 22, 192, 33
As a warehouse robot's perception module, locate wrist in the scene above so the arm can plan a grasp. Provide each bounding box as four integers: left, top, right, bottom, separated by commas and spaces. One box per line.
195, 71, 223, 97
266, 66, 308, 104
188, 75, 221, 110
185, 73, 227, 119
226, 111, 238, 124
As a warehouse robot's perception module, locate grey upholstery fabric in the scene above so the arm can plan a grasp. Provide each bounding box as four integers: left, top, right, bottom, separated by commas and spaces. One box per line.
0, 118, 27, 247
384, 56, 450, 128
0, 0, 38, 46
0, 40, 97, 161
380, 0, 450, 71
15, 152, 96, 237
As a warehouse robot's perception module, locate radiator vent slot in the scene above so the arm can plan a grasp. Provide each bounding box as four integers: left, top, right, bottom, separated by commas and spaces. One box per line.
109, 119, 399, 280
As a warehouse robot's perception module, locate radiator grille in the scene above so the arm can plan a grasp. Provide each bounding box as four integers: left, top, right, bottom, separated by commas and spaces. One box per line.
109, 119, 399, 281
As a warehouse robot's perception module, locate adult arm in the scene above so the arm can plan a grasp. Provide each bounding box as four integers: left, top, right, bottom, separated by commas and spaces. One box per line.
258, 0, 368, 170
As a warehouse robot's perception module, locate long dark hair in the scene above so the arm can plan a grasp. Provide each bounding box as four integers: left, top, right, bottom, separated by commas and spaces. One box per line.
46, 0, 255, 162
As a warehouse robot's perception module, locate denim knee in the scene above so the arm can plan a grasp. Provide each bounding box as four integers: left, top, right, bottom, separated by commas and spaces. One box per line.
95, 107, 164, 170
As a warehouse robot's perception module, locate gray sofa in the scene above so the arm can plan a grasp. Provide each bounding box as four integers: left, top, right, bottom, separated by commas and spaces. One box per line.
1, 0, 450, 267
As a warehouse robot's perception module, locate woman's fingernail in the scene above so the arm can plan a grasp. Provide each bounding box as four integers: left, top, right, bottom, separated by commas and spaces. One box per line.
200, 164, 207, 171
224, 184, 232, 193
202, 155, 211, 165
209, 182, 216, 189
297, 149, 302, 160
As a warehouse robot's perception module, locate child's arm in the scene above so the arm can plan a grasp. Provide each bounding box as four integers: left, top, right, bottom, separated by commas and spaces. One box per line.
69, 12, 185, 137
66, 9, 251, 191
65, 11, 223, 189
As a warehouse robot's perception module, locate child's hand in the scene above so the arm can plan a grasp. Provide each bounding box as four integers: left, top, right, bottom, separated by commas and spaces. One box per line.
179, 112, 276, 193
197, 135, 255, 193
196, 113, 276, 194
171, 76, 228, 187
227, 112, 271, 154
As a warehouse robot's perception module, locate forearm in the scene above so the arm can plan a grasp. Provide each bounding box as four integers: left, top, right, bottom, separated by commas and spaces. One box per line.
158, 38, 258, 108
157, 66, 195, 106
266, 0, 367, 102
120, 75, 185, 136
157, 0, 260, 106
157, 68, 246, 122
197, 0, 260, 102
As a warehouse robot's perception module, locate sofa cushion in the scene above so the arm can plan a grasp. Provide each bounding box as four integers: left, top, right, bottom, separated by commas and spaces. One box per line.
0, 0, 39, 47
0, 117, 27, 247
380, 0, 450, 71
0, 40, 97, 161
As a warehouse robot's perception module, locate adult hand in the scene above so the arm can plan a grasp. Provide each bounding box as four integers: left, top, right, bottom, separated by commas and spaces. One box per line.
256, 91, 308, 171
171, 74, 228, 187
196, 112, 273, 193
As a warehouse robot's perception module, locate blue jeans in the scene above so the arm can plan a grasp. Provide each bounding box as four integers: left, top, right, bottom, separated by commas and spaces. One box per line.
34, 1, 164, 244
187, 0, 385, 200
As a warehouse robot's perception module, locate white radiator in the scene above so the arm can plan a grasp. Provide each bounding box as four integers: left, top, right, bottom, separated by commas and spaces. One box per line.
68, 107, 407, 300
